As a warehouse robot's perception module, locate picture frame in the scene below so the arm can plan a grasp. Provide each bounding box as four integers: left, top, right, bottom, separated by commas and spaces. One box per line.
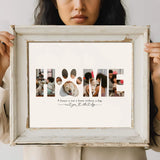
10, 25, 150, 147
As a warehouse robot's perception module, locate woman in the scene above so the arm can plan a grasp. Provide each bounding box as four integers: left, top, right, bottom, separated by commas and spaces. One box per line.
93, 73, 107, 97
0, 0, 160, 160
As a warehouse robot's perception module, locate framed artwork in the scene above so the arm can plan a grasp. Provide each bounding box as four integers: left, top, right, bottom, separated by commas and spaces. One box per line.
10, 25, 150, 147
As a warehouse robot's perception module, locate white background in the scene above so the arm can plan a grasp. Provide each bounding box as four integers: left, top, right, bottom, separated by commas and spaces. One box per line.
0, 0, 160, 159
29, 43, 132, 128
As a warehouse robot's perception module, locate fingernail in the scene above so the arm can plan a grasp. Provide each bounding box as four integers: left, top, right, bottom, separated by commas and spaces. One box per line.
10, 35, 15, 39
145, 43, 149, 46
144, 49, 149, 52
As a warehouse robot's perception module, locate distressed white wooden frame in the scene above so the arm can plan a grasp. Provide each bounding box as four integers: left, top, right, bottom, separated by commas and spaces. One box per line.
10, 25, 150, 147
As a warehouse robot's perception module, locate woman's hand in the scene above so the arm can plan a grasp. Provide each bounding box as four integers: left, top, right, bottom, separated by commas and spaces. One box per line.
0, 31, 15, 86
145, 42, 160, 120
145, 43, 160, 84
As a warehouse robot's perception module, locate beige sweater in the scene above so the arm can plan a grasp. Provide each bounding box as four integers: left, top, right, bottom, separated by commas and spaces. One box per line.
1, 69, 160, 160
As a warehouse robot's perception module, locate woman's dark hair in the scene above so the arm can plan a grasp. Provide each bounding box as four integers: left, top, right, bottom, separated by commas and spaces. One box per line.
34, 0, 126, 25
150, 75, 159, 145
34, 0, 63, 25
96, 73, 107, 88
111, 74, 117, 84
47, 77, 54, 83
84, 72, 92, 84
34, 0, 159, 145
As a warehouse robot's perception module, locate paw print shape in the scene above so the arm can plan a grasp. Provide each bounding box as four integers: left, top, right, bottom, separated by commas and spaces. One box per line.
56, 69, 82, 97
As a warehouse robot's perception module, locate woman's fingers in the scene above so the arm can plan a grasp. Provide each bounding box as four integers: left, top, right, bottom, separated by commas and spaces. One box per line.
0, 42, 6, 56
149, 53, 160, 59
0, 31, 15, 40
0, 31, 14, 57
153, 57, 160, 64
6, 45, 10, 58
145, 43, 160, 48
0, 34, 13, 47
144, 42, 160, 64
144, 47, 160, 53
